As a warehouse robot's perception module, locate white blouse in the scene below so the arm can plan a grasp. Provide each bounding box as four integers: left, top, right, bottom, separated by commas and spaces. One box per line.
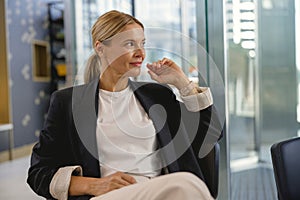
97, 86, 162, 179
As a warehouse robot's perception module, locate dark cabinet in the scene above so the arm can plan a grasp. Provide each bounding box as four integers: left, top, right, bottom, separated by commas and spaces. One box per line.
47, 2, 66, 92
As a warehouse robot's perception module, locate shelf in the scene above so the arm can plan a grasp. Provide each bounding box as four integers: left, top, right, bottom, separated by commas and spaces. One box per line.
32, 40, 50, 82
0, 123, 13, 132
48, 1, 66, 91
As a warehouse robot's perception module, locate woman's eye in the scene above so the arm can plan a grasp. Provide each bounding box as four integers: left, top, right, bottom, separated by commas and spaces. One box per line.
125, 41, 135, 47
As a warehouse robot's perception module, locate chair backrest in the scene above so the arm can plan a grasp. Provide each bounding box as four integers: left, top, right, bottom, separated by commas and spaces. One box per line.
271, 137, 300, 200
199, 142, 220, 199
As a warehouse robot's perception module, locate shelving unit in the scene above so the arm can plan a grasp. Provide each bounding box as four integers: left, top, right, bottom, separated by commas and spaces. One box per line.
47, 1, 66, 92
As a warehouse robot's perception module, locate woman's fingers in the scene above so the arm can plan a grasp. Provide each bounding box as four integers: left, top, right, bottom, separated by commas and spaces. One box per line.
146, 58, 191, 88
121, 173, 137, 184
146, 63, 169, 75
108, 176, 131, 187
109, 172, 137, 185
147, 70, 160, 82
161, 57, 173, 66
147, 61, 162, 71
147, 58, 179, 73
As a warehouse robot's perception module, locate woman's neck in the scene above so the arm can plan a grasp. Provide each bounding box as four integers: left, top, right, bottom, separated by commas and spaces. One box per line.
99, 71, 129, 92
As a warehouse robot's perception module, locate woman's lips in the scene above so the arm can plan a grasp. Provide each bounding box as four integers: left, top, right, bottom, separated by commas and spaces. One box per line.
130, 62, 142, 67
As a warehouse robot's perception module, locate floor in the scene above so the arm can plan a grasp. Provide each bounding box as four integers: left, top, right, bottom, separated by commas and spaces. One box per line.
228, 114, 280, 200
0, 156, 43, 200
231, 165, 277, 200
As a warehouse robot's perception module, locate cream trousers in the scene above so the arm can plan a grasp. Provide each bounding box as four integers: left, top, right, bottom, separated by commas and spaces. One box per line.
90, 172, 214, 200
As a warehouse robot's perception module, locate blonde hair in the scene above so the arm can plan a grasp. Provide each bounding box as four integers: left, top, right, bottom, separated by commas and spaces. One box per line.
84, 10, 144, 83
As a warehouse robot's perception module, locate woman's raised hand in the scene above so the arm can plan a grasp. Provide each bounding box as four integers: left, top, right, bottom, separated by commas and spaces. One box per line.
146, 58, 190, 90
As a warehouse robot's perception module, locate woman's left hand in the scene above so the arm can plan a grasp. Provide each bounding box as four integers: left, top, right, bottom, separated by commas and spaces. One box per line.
146, 58, 191, 90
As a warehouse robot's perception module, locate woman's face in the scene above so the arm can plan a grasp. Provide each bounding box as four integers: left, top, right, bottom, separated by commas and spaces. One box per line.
98, 23, 146, 78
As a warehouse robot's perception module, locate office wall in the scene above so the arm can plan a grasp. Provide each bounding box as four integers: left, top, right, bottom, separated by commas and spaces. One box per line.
0, 0, 52, 151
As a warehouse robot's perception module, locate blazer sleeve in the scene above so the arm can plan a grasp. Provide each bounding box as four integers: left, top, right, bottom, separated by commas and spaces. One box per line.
167, 84, 223, 149
179, 91, 223, 154
167, 84, 223, 161
27, 91, 72, 199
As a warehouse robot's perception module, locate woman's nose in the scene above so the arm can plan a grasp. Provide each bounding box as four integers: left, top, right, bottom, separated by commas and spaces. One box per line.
134, 48, 145, 58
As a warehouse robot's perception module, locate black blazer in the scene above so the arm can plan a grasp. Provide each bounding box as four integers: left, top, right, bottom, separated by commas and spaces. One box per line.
27, 79, 221, 200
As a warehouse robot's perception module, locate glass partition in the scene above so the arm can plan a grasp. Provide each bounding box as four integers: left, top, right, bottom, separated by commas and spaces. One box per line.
225, 0, 298, 165
224, 0, 298, 199
225, 0, 257, 164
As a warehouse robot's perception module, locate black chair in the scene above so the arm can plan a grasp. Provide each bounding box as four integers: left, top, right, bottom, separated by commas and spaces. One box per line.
199, 142, 220, 199
271, 137, 300, 200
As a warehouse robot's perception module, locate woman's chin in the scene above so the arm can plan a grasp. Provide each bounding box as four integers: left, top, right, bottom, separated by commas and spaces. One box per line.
126, 68, 141, 77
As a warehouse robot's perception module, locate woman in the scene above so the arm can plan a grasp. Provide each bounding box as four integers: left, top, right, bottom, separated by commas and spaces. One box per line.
27, 10, 220, 200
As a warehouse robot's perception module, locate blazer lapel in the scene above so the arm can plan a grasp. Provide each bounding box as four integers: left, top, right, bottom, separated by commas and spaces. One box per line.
72, 79, 100, 177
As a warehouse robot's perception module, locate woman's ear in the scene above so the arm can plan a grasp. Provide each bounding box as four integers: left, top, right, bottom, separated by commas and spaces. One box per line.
95, 41, 104, 54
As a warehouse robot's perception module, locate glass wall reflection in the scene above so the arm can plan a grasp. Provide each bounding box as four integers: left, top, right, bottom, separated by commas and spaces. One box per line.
257, 0, 298, 162
225, 0, 257, 163
225, 0, 298, 165
225, 0, 298, 199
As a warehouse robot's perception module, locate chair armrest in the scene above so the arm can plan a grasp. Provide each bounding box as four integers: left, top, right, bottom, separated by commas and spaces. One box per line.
199, 143, 220, 199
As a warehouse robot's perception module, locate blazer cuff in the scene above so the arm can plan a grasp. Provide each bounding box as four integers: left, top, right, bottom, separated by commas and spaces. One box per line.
49, 165, 83, 200
181, 87, 213, 112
